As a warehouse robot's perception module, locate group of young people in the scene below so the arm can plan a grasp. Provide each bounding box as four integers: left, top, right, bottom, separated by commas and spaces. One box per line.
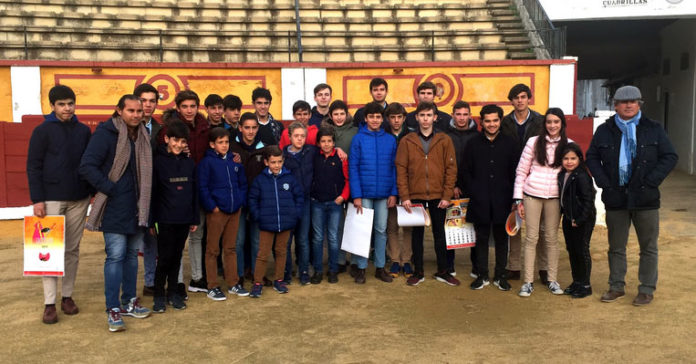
27, 77, 677, 332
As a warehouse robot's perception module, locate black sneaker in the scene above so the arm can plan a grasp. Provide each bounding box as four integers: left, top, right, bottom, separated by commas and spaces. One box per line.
564, 282, 581, 295
328, 271, 338, 284
493, 278, 511, 291
152, 296, 166, 313
188, 278, 208, 293
470, 276, 490, 290
310, 272, 322, 284
337, 263, 348, 273
177, 283, 188, 301
169, 294, 187, 310
571, 285, 593, 299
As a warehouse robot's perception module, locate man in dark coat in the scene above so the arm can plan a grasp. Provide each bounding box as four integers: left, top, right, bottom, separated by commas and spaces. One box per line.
586, 85, 677, 306
26, 85, 91, 324
500, 83, 546, 282
404, 81, 452, 133
444, 100, 479, 277
134, 83, 161, 296
463, 104, 519, 291
80, 95, 153, 332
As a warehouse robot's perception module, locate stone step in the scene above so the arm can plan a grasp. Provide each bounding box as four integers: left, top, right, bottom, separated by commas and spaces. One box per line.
0, 45, 510, 63
508, 51, 536, 60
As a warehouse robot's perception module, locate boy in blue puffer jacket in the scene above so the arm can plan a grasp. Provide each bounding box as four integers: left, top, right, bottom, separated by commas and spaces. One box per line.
197, 128, 248, 301
248, 146, 304, 298
348, 101, 398, 284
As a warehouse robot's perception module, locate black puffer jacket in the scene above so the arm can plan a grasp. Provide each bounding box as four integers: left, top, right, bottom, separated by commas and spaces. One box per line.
558, 168, 596, 226
586, 115, 678, 210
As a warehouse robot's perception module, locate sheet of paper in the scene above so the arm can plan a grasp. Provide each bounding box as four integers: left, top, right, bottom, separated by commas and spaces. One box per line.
396, 204, 430, 227
24, 215, 65, 277
341, 203, 374, 258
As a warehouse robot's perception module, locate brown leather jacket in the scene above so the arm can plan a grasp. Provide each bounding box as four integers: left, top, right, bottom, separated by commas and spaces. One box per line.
395, 131, 457, 201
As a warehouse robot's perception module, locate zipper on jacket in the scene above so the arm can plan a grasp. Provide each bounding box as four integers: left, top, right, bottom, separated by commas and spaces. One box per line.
226, 163, 234, 212
274, 174, 281, 232
424, 154, 430, 197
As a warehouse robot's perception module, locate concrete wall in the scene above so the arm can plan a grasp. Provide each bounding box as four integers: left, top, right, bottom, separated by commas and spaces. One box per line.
643, 19, 696, 174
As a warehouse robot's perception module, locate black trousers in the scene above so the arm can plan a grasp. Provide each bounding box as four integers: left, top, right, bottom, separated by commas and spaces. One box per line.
154, 223, 189, 298
411, 199, 448, 273
562, 218, 595, 286
473, 223, 508, 280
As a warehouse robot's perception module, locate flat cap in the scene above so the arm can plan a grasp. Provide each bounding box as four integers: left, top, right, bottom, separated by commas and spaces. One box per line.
614, 86, 642, 101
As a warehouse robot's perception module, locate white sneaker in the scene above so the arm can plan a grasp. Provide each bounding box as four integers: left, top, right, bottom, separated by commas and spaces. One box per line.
518, 282, 534, 297
548, 281, 564, 295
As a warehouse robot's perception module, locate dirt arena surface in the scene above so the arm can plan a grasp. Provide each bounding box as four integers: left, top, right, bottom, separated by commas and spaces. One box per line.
1, 172, 695, 363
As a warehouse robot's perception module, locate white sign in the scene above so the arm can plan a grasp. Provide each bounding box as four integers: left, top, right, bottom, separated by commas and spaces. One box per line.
539, 0, 695, 21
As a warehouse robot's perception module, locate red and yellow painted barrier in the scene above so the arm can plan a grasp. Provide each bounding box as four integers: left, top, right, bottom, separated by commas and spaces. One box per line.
39, 67, 282, 117
329, 64, 550, 116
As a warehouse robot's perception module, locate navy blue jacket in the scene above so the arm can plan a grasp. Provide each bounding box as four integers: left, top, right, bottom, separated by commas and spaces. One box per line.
79, 119, 140, 234
283, 144, 317, 197
197, 148, 247, 214
151, 146, 200, 226
463, 132, 519, 224
311, 149, 350, 202
349, 126, 398, 199
309, 106, 326, 128
586, 115, 678, 210
249, 167, 304, 232
26, 112, 92, 203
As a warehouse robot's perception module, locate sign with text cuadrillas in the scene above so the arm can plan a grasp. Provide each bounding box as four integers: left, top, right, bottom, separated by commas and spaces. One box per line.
23, 216, 65, 276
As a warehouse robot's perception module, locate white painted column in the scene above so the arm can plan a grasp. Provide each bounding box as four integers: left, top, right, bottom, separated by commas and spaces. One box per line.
548, 59, 577, 115
11, 66, 43, 123
280, 67, 327, 120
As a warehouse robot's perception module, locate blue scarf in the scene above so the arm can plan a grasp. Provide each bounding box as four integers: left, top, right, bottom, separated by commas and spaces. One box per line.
614, 111, 641, 186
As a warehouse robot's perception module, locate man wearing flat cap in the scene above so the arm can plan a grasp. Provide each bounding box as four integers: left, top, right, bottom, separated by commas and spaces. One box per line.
586, 85, 677, 306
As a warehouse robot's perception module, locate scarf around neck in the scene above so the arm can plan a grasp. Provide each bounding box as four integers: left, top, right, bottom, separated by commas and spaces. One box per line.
614, 110, 641, 186
86, 116, 152, 231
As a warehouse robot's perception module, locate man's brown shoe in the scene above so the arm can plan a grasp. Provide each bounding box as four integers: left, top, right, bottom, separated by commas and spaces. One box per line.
600, 290, 625, 302
632, 293, 654, 306
61, 297, 79, 315
375, 268, 393, 283
43, 306, 58, 324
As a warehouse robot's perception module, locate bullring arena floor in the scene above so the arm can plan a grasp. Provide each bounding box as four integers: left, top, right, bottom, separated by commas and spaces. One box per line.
1, 172, 695, 363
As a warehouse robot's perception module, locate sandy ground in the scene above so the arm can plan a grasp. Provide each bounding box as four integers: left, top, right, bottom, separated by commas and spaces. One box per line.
1, 172, 695, 363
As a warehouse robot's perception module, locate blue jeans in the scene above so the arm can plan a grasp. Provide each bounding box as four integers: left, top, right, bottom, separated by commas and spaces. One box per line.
311, 199, 343, 273
141, 231, 157, 287
104, 229, 144, 310
352, 198, 388, 269
286, 197, 311, 276
236, 207, 260, 278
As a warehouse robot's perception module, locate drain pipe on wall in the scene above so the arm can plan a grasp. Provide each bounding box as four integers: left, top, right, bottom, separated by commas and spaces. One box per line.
294, 0, 303, 62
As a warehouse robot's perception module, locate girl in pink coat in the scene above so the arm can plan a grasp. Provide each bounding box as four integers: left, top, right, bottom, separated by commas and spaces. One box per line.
513, 108, 570, 297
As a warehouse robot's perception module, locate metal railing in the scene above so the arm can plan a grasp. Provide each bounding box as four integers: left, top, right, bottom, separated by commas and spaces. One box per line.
521, 0, 566, 59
